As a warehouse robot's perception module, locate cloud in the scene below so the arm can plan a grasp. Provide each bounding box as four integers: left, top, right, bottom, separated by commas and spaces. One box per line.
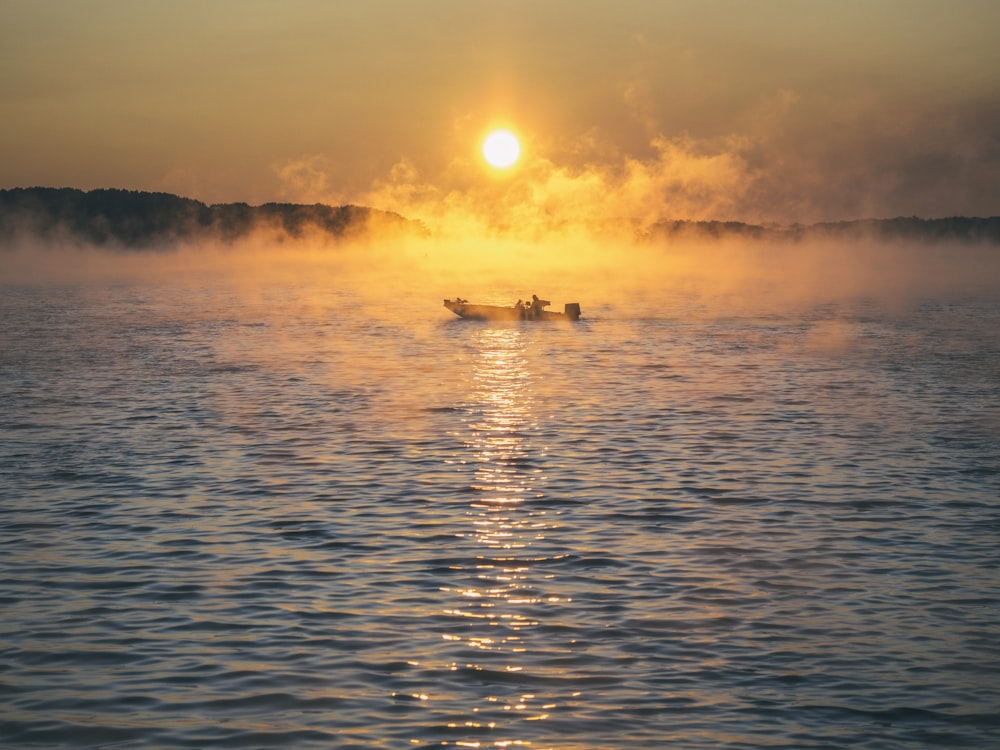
274, 155, 338, 204
352, 132, 758, 239
734, 87, 1000, 221
271, 81, 999, 236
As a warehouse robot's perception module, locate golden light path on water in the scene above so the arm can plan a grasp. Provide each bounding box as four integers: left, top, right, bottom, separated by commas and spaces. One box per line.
4, 277, 1000, 748
436, 327, 570, 745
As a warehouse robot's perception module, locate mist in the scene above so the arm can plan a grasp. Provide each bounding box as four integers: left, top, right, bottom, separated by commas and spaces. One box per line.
3, 219, 998, 328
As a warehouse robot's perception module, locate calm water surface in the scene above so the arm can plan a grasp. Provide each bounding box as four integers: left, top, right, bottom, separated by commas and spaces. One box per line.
2, 267, 999, 749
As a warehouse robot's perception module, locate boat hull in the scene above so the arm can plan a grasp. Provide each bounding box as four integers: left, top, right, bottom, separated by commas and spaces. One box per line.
444, 299, 581, 322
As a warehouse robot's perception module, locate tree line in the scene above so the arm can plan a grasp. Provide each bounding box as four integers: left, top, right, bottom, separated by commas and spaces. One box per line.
644, 216, 1000, 244
0, 187, 425, 248
2, 187, 998, 247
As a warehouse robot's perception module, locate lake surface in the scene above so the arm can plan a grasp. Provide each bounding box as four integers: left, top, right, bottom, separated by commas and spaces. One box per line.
2, 250, 1000, 749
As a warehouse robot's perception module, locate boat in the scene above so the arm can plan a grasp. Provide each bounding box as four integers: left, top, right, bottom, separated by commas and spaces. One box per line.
444, 296, 582, 322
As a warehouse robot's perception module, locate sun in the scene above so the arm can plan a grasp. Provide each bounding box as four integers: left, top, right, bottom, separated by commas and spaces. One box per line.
482, 129, 521, 169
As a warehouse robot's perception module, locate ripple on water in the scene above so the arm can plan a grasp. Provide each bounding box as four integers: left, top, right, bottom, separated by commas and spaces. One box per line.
1, 284, 999, 748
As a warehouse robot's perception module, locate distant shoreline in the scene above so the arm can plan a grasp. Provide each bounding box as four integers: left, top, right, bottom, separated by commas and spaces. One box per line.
2, 186, 999, 247
0, 187, 426, 249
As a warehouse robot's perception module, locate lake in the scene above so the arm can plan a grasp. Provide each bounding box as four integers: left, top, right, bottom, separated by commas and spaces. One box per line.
2, 241, 999, 748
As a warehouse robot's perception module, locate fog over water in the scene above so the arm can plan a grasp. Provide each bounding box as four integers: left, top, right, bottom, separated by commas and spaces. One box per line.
3, 226, 998, 309
2, 233, 999, 748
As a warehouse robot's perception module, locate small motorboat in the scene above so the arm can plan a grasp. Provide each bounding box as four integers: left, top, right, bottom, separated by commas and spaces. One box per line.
444, 296, 582, 322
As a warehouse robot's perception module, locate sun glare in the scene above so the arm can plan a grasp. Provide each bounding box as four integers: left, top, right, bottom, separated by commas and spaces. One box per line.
482, 129, 521, 169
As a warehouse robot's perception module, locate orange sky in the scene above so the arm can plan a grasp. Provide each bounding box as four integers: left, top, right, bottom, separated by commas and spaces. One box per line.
2, 1, 998, 224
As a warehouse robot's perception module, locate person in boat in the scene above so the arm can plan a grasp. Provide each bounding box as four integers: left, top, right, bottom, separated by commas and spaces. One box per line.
528, 294, 551, 318
528, 294, 541, 318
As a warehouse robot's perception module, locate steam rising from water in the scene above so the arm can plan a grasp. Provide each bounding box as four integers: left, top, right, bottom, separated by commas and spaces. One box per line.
2, 226, 997, 326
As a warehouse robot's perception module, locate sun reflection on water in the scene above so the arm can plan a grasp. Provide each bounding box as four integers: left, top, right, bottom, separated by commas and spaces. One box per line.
431, 326, 570, 744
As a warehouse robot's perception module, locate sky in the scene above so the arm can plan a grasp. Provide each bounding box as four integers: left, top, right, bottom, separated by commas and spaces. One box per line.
2, 0, 999, 228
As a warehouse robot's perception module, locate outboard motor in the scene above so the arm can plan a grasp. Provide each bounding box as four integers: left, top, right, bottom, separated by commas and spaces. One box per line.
564, 303, 581, 321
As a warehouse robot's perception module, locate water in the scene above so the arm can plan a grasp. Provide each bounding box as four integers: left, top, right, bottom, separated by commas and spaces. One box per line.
2, 259, 1000, 749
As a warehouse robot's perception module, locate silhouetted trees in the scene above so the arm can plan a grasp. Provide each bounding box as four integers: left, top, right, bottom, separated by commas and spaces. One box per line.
643, 216, 1000, 244
0, 187, 424, 248
810, 216, 1000, 243
1, 187, 997, 248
